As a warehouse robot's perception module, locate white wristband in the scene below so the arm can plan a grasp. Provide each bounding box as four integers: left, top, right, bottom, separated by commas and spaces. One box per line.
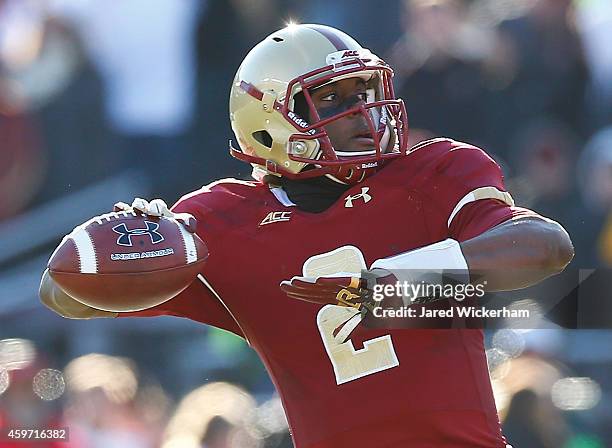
370, 239, 470, 306
371, 238, 469, 282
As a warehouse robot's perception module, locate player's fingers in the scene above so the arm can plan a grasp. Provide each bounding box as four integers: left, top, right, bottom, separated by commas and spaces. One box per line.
280, 281, 323, 296
281, 276, 337, 292
174, 213, 197, 233
148, 199, 170, 217
288, 275, 362, 291
283, 290, 337, 305
113, 201, 131, 212
289, 278, 341, 293
315, 276, 363, 290
288, 276, 317, 284
281, 281, 366, 308
280, 282, 337, 302
283, 291, 321, 304
283, 289, 337, 302
131, 197, 150, 214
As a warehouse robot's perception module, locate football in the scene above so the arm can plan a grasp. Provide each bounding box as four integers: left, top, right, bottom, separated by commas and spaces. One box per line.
48, 210, 208, 312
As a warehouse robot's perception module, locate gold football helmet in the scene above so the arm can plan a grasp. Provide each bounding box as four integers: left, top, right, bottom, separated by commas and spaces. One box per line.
229, 24, 408, 184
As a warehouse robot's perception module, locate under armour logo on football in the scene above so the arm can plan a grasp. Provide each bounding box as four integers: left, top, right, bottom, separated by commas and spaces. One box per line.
260, 211, 292, 226
112, 221, 164, 247
344, 187, 372, 208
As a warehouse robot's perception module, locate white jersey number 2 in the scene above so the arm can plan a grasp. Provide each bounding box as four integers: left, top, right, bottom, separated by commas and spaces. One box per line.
302, 246, 399, 385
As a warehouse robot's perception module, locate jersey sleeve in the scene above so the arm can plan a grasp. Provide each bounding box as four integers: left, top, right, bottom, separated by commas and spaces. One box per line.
119, 277, 244, 337
449, 200, 541, 242
426, 142, 515, 236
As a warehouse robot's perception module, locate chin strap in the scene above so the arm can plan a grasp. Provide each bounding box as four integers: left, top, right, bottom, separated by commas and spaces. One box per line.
331, 166, 364, 185
326, 121, 395, 185
330, 162, 380, 185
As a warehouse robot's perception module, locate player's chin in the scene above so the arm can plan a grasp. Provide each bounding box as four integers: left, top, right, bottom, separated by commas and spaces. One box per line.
340, 138, 375, 153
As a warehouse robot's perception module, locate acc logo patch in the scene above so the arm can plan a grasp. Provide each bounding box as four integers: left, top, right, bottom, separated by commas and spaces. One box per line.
260, 211, 292, 226
326, 49, 372, 66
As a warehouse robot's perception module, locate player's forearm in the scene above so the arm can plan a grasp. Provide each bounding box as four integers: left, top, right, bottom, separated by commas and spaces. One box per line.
460, 217, 574, 291
39, 269, 118, 319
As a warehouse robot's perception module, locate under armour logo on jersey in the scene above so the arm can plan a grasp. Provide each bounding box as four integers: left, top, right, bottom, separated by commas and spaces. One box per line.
260, 211, 292, 226
344, 187, 372, 208
112, 221, 164, 247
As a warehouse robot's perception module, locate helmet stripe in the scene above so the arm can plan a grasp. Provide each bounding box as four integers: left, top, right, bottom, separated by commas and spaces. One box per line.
304, 25, 349, 51
240, 81, 263, 100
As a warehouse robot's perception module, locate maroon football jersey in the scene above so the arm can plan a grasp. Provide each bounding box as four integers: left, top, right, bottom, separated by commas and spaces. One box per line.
125, 139, 521, 447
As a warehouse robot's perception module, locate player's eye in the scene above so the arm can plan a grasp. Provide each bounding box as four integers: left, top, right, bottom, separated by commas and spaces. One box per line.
319, 92, 337, 102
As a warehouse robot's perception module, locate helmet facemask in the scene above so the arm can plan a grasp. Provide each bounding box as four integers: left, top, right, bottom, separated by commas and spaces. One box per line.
282, 54, 408, 184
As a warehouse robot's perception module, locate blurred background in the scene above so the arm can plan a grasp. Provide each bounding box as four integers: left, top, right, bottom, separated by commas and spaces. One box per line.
1, 0, 611, 446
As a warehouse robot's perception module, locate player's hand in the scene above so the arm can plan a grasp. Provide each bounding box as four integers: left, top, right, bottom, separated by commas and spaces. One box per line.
114, 198, 197, 233
280, 269, 398, 312
39, 269, 118, 319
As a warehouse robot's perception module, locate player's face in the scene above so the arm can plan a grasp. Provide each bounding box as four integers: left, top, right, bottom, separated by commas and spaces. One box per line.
309, 78, 376, 153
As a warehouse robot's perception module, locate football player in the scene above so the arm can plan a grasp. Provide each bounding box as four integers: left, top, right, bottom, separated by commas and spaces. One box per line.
40, 24, 573, 447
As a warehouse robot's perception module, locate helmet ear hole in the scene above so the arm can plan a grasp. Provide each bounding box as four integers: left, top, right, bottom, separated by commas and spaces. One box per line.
252, 130, 273, 148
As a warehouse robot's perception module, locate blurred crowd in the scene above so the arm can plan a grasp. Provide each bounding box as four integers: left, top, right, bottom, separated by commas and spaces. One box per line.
2, 0, 612, 447
0, 340, 291, 447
